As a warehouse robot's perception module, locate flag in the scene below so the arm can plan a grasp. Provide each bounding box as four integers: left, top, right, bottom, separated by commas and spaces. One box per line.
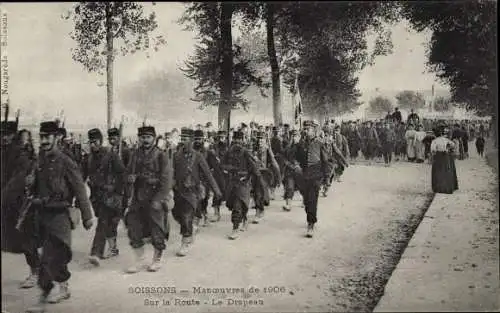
293, 73, 302, 128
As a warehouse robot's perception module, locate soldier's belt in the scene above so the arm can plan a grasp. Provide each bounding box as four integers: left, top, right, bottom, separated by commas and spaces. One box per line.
43, 200, 71, 212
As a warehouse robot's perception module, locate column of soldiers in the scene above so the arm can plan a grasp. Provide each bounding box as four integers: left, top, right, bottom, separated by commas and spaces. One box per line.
2, 117, 352, 313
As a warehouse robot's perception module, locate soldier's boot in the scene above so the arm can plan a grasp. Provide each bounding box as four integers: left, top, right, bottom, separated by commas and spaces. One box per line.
103, 237, 119, 259
270, 188, 276, 200
88, 255, 101, 267
47, 281, 71, 304
147, 248, 163, 272
25, 293, 48, 313
239, 218, 248, 232
125, 246, 145, 274
202, 214, 209, 227
210, 206, 221, 222
228, 227, 240, 240
193, 217, 200, 234
252, 209, 264, 224
322, 185, 329, 197
176, 237, 191, 257
305, 223, 315, 238
19, 268, 38, 289
282, 199, 291, 212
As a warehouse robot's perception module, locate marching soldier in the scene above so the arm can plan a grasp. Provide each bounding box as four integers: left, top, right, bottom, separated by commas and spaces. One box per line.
292, 120, 340, 238
208, 130, 229, 222
222, 130, 263, 239
124, 125, 172, 274
332, 125, 350, 182
82, 128, 127, 266
192, 129, 213, 229
346, 121, 362, 163
25, 121, 94, 313
172, 128, 221, 256
1, 121, 42, 290
269, 126, 283, 200
250, 131, 281, 224
281, 129, 302, 212
379, 121, 396, 166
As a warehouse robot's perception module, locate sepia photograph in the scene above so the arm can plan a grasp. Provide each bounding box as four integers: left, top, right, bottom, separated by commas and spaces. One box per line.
0, 1, 498, 313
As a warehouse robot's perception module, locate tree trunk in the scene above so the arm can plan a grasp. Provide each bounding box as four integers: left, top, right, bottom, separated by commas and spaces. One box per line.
219, 3, 233, 132
105, 3, 114, 130
266, 4, 282, 126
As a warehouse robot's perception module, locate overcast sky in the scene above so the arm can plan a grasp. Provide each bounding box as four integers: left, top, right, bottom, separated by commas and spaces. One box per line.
1, 2, 449, 129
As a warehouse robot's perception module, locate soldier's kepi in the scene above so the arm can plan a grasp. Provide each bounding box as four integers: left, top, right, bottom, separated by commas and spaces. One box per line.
172, 128, 221, 256
25, 121, 94, 313
125, 125, 172, 274
83, 128, 127, 267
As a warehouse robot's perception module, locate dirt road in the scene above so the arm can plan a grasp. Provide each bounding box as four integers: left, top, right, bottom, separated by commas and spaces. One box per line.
2, 159, 433, 313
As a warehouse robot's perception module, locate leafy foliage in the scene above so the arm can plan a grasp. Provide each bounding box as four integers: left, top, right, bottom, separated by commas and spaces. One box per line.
369, 96, 393, 115
433, 96, 453, 112
401, 1, 496, 116
65, 2, 166, 75
275, 2, 399, 116
178, 3, 269, 111
395, 90, 426, 110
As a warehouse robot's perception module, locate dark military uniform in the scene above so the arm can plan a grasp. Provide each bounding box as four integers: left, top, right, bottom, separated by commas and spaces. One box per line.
281, 130, 301, 211
1, 121, 42, 289
172, 128, 221, 256
332, 127, 350, 179
191, 129, 223, 229
82, 129, 126, 263
222, 131, 262, 239
270, 129, 284, 186
27, 121, 93, 311
379, 125, 396, 165
250, 131, 280, 222
209, 131, 228, 213
125, 126, 172, 272
293, 121, 334, 236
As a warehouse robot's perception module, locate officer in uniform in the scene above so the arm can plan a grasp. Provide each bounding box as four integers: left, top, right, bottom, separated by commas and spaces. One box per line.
172, 128, 221, 256
222, 130, 263, 239
208, 130, 228, 222
82, 128, 127, 266
25, 121, 94, 313
1, 121, 42, 290
281, 129, 302, 212
125, 125, 172, 273
293, 120, 339, 238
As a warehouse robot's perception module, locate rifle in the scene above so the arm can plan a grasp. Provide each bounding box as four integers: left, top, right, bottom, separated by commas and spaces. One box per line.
125, 147, 138, 209
15, 157, 39, 231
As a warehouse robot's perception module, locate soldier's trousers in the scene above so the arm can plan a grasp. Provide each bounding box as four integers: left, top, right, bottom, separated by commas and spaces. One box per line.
126, 202, 166, 251
302, 178, 321, 225
38, 213, 72, 295
172, 195, 195, 239
231, 198, 249, 229
90, 206, 120, 257
283, 175, 295, 200
195, 195, 209, 220
382, 143, 394, 164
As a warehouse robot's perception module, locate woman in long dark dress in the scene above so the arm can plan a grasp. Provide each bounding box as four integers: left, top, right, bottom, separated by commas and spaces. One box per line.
430, 126, 459, 194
